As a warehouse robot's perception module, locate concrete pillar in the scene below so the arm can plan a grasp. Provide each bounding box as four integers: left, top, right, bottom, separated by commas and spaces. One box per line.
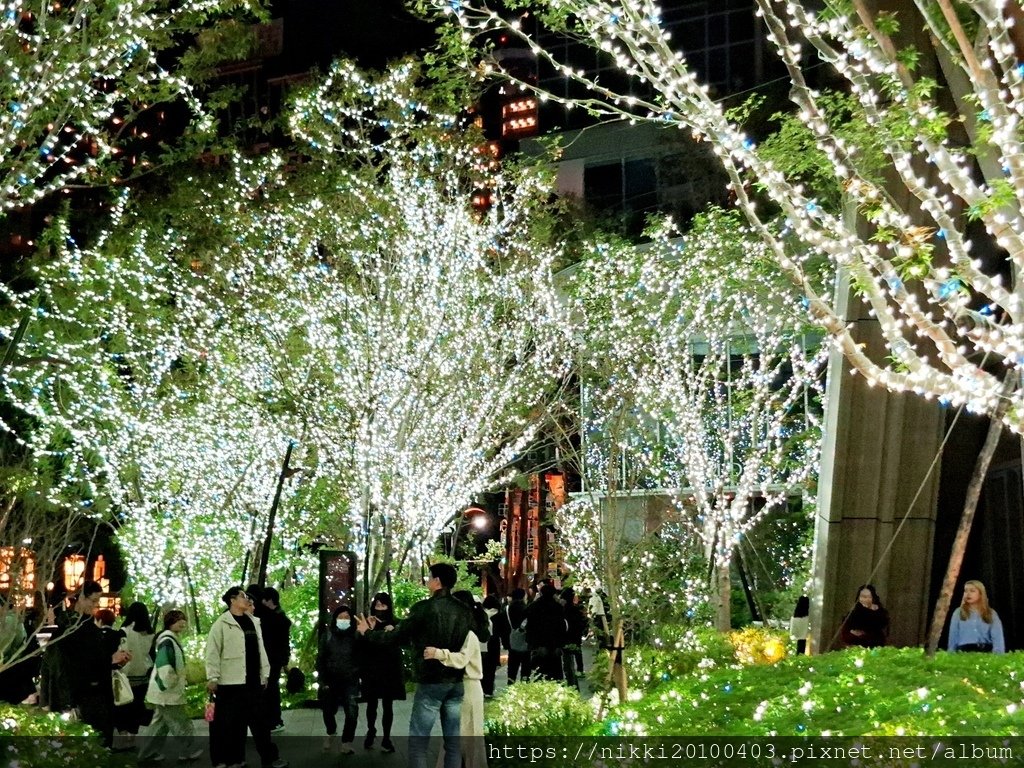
810, 285, 945, 651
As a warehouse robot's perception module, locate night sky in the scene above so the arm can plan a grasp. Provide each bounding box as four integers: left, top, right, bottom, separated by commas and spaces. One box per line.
271, 0, 436, 73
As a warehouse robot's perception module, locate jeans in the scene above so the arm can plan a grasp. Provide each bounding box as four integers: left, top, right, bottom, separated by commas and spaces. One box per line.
408, 681, 463, 768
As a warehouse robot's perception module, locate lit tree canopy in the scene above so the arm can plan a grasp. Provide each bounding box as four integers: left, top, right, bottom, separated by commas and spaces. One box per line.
429, 0, 1024, 430
563, 210, 826, 628
1, 0, 265, 214
0, 59, 573, 609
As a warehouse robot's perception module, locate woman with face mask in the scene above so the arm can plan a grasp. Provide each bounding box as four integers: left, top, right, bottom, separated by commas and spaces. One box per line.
359, 592, 405, 752
316, 605, 361, 754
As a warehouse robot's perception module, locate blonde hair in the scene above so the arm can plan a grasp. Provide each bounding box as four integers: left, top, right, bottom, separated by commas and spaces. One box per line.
958, 580, 993, 623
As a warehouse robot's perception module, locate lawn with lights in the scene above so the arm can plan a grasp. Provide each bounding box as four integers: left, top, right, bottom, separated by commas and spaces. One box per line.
487, 630, 1024, 737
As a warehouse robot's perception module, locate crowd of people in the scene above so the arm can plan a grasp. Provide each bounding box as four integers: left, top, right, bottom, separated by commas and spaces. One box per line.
0, 569, 1007, 768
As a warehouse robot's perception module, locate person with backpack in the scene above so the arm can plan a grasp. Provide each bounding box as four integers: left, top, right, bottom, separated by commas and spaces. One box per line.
503, 589, 530, 683
137, 610, 203, 764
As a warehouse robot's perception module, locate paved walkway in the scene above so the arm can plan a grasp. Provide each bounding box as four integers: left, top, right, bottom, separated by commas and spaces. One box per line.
178, 646, 599, 767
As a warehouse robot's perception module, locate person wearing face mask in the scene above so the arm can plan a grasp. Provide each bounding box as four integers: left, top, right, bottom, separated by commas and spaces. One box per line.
317, 605, 361, 754
359, 593, 405, 752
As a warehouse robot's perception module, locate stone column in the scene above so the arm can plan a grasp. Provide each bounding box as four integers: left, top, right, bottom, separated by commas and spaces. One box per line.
810, 280, 945, 651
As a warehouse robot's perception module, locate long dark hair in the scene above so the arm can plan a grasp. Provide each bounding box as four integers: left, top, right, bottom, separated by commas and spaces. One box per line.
453, 590, 489, 642
370, 592, 396, 624
121, 601, 153, 634
792, 596, 810, 619
855, 584, 882, 609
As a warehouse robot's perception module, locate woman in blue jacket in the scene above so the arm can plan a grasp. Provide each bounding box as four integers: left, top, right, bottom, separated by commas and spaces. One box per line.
948, 580, 1005, 653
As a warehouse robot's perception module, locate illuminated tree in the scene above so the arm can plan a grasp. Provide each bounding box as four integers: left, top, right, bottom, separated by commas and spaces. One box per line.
428, 0, 1024, 650
0, 60, 572, 622
563, 211, 825, 631
0, 0, 264, 215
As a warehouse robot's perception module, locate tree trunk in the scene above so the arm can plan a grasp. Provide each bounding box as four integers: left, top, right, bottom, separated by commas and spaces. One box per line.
925, 375, 1015, 656
257, 441, 294, 589
608, 620, 628, 704
714, 559, 732, 632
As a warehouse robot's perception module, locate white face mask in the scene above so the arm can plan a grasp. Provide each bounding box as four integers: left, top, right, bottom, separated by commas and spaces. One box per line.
336, 619, 351, 630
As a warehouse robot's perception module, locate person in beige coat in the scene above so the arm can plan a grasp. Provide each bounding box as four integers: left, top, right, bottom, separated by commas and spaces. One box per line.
205, 586, 287, 768
137, 610, 202, 764
425, 591, 488, 768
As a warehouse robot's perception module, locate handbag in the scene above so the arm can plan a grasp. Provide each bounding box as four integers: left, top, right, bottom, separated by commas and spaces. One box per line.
112, 669, 134, 706
204, 695, 216, 722
506, 608, 529, 653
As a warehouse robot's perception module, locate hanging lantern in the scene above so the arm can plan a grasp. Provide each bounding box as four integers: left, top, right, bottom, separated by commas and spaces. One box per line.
63, 554, 87, 590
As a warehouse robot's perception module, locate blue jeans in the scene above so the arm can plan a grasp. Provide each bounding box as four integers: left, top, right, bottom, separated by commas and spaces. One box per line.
408, 681, 464, 768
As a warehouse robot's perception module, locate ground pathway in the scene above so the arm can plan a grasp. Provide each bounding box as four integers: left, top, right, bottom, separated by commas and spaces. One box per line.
180, 645, 598, 767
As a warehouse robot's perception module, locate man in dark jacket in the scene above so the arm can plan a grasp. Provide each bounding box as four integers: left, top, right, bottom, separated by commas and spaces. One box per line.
560, 588, 588, 687
258, 587, 292, 733
524, 583, 567, 681
41, 580, 129, 747
356, 562, 472, 768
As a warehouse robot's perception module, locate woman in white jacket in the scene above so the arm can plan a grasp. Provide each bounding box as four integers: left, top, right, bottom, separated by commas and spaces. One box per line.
137, 610, 202, 763
424, 591, 488, 768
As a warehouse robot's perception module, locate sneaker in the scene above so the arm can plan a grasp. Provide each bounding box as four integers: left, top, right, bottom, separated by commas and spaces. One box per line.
178, 748, 204, 762
363, 730, 376, 749
271, 722, 286, 733
269, 761, 289, 768
339, 743, 355, 755
322, 735, 336, 751
381, 739, 396, 754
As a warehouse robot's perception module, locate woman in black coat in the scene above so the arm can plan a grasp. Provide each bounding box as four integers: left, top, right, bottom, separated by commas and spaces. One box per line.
841, 584, 890, 648
480, 595, 502, 697
317, 605, 361, 754
359, 593, 405, 753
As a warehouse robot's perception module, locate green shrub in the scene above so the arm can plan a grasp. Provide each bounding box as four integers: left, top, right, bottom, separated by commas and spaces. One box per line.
485, 680, 597, 736
590, 624, 736, 697
0, 704, 132, 768
391, 577, 430, 616
602, 647, 1024, 736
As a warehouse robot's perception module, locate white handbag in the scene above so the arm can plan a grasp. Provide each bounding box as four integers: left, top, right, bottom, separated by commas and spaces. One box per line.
112, 669, 134, 706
